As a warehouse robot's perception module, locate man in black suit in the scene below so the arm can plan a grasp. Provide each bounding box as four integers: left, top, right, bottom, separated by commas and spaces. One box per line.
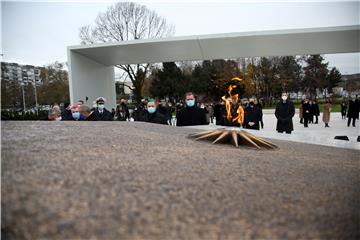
93, 97, 113, 121
176, 92, 207, 126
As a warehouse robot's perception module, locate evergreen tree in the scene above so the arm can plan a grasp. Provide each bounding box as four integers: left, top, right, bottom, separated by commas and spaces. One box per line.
149, 62, 184, 101
326, 67, 342, 94
277, 56, 302, 93
303, 55, 329, 96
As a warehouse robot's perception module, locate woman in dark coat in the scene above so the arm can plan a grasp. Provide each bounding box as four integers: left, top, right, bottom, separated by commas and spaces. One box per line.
244, 100, 262, 130
275, 93, 295, 134
116, 101, 130, 121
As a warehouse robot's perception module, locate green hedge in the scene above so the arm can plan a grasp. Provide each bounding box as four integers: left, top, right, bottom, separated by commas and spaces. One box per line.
1, 110, 49, 120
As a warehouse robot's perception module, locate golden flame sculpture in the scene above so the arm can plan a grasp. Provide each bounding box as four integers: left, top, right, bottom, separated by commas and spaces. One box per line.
189, 77, 278, 150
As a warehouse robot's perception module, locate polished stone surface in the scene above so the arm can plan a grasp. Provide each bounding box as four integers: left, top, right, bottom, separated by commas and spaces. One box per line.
1, 121, 359, 239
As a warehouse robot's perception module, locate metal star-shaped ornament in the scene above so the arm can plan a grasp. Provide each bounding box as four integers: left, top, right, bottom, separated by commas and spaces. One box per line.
189, 128, 278, 150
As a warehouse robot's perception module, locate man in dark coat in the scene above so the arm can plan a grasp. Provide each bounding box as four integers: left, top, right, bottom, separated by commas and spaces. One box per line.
312, 99, 320, 124
157, 101, 172, 124
93, 97, 113, 121
275, 92, 295, 134
244, 98, 262, 130
61, 102, 75, 121
355, 97, 360, 120
176, 92, 207, 126
254, 98, 264, 128
213, 101, 226, 126
308, 100, 314, 123
347, 99, 358, 127
141, 100, 168, 125
302, 99, 311, 128
340, 101, 347, 119
133, 99, 147, 121
78, 105, 98, 121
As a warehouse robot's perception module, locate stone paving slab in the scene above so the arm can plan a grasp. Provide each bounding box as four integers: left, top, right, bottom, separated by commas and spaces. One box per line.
1, 121, 359, 239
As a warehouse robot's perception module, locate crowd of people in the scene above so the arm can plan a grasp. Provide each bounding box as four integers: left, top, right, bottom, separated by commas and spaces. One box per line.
298, 97, 360, 128
45, 91, 360, 133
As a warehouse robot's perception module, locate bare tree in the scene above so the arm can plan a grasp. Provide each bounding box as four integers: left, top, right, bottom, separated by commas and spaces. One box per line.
79, 2, 175, 100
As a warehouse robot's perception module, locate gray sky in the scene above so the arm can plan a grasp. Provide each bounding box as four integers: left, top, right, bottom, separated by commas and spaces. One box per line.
1, 1, 360, 74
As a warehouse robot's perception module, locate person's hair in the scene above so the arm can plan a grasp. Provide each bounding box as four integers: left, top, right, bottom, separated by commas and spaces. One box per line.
77, 100, 84, 104
184, 92, 194, 99
147, 101, 157, 108
78, 105, 91, 113
51, 105, 61, 117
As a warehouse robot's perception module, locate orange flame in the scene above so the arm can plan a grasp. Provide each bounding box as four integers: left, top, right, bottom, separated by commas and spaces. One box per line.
222, 77, 244, 125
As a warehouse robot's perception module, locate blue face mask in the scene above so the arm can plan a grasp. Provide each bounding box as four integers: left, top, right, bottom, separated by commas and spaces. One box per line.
147, 107, 156, 114
186, 99, 195, 107
98, 104, 105, 110
72, 112, 80, 120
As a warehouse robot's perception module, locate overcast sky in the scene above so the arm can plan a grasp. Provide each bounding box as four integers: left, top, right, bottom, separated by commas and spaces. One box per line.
1, 0, 360, 74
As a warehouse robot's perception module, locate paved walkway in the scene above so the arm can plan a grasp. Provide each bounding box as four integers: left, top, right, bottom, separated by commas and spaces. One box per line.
189, 112, 360, 150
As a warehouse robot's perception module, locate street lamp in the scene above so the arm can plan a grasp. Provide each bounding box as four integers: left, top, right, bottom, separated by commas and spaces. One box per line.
20, 82, 26, 112
34, 79, 39, 115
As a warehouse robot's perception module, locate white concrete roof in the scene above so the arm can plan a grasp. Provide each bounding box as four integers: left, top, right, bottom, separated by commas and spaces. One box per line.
68, 25, 360, 66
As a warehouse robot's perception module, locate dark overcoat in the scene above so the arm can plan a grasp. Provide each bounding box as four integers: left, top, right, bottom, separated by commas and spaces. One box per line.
275, 101, 295, 132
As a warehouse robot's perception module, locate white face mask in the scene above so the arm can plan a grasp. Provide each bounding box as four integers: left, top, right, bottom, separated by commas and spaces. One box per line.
281, 96, 287, 101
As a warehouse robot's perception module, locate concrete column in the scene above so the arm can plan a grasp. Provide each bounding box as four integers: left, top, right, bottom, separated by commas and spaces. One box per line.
68, 49, 116, 110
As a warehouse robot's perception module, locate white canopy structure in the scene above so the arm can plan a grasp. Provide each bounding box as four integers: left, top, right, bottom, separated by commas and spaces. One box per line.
67, 25, 360, 108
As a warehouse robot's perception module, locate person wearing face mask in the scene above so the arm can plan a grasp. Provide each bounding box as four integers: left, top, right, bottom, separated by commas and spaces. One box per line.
275, 92, 295, 134
141, 100, 167, 125
93, 97, 113, 121
176, 92, 207, 126
244, 98, 262, 130
70, 104, 80, 121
